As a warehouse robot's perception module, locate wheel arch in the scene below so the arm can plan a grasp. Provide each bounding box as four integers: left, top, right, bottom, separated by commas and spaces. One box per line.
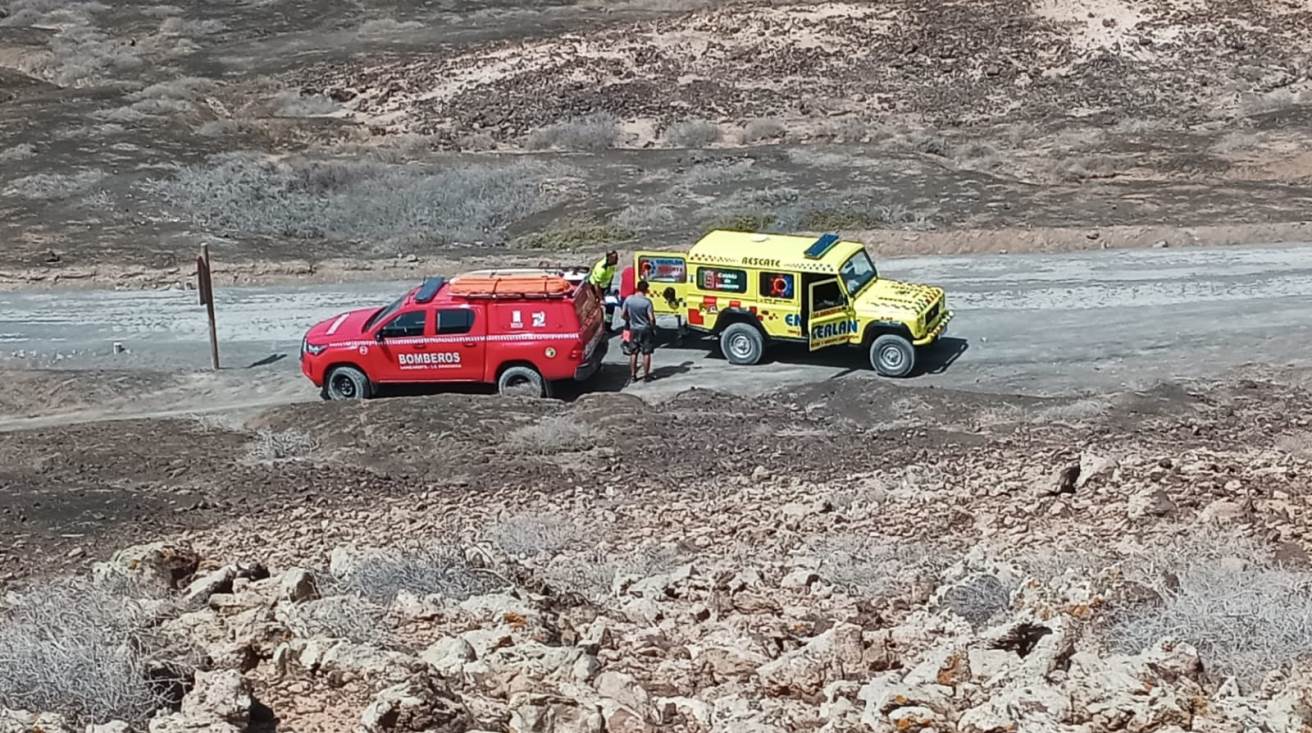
861, 320, 913, 345
322, 360, 366, 383
712, 308, 766, 336
492, 359, 543, 382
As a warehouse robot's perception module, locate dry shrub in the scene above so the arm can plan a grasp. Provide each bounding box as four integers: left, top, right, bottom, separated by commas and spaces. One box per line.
283, 593, 395, 647
810, 533, 946, 597
544, 544, 683, 603
742, 118, 786, 143
128, 77, 217, 103
1106, 532, 1312, 685
0, 579, 188, 727
612, 203, 679, 232
3, 171, 104, 200
542, 550, 617, 602
1051, 155, 1119, 182
154, 153, 557, 244
272, 91, 339, 117
157, 16, 226, 36
665, 119, 720, 147
0, 143, 35, 162
506, 415, 600, 454
333, 545, 505, 605
491, 513, 584, 558
525, 113, 619, 152
1238, 89, 1301, 117
940, 573, 1011, 627
953, 141, 1004, 171
899, 129, 948, 156
244, 428, 315, 462
357, 18, 424, 36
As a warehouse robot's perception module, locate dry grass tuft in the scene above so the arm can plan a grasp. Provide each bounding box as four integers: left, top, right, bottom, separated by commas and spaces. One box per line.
506, 416, 600, 454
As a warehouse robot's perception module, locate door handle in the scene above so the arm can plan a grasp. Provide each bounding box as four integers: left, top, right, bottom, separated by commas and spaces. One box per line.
413, 344, 428, 351
463, 341, 477, 348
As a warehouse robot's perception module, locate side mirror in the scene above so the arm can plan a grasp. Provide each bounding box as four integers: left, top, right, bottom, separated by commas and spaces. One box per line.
374, 330, 387, 342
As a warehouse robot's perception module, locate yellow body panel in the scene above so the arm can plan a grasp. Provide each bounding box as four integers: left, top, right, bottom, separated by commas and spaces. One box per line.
633, 230, 953, 349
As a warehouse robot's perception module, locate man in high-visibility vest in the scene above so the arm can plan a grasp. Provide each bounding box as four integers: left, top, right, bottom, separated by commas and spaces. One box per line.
588, 250, 619, 331
588, 250, 618, 292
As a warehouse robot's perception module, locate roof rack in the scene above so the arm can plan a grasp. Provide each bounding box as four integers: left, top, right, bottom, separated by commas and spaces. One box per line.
413, 276, 448, 304
448, 270, 575, 299
803, 233, 842, 260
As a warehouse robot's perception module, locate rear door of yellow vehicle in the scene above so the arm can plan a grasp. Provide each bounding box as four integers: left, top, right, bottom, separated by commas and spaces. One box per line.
806, 278, 858, 351
633, 251, 689, 316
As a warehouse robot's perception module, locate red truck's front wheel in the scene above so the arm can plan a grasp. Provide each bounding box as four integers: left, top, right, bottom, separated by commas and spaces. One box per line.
325, 366, 373, 400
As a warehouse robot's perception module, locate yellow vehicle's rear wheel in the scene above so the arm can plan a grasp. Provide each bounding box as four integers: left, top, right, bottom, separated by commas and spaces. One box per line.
720, 323, 764, 366
870, 334, 915, 377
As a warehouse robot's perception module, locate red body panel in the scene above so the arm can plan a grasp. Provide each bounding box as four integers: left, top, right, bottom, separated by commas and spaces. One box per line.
618, 266, 636, 300
300, 278, 606, 391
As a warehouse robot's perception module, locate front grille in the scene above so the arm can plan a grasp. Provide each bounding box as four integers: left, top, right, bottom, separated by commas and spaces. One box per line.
924, 302, 941, 325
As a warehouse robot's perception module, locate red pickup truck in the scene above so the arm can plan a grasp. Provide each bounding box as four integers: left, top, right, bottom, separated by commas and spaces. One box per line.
300, 270, 608, 399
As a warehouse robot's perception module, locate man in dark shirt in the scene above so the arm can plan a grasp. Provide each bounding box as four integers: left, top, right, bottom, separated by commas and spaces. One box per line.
621, 279, 656, 382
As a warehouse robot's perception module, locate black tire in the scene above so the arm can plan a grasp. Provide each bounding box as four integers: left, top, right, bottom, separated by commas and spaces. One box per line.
720, 323, 764, 366
498, 365, 549, 398
325, 365, 373, 400
870, 334, 915, 377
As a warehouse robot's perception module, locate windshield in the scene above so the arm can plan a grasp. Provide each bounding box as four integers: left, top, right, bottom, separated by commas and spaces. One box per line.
840, 250, 878, 295
363, 296, 405, 331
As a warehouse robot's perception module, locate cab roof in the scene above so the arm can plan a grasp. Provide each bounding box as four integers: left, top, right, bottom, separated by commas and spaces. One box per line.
687, 230, 865, 274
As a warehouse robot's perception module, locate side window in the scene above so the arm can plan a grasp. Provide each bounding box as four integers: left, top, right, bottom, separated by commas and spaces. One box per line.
697, 267, 747, 293
381, 310, 427, 337
759, 271, 796, 300
437, 308, 475, 335
811, 280, 846, 311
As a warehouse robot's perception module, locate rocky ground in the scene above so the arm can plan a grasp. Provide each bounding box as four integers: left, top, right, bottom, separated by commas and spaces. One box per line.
2, 370, 1312, 731
3, 0, 1312, 287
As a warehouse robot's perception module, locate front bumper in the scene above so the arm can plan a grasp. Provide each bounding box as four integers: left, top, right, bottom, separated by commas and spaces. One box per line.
913, 309, 953, 346
574, 335, 608, 381
300, 354, 324, 386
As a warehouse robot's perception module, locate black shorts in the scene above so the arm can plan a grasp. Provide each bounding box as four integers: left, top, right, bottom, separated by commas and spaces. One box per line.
626, 327, 656, 355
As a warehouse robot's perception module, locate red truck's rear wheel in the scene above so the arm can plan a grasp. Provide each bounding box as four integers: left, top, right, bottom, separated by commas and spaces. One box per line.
498, 365, 550, 398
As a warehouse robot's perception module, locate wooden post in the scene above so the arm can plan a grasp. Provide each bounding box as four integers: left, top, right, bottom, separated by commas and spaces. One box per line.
197, 244, 219, 370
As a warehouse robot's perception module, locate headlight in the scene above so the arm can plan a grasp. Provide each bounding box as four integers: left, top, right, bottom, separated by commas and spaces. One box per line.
303, 339, 327, 356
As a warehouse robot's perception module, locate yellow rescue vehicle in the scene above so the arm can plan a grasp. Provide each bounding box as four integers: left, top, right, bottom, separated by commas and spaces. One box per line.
626, 230, 952, 377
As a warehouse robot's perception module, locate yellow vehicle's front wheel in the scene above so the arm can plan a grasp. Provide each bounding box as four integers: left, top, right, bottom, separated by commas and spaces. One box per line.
870, 334, 915, 377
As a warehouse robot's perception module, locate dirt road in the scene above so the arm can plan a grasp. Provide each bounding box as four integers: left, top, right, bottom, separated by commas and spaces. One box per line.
1, 244, 1309, 425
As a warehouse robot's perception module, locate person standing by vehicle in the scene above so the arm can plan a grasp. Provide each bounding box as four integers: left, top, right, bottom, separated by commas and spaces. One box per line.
588, 250, 618, 295
622, 279, 657, 383
588, 250, 620, 332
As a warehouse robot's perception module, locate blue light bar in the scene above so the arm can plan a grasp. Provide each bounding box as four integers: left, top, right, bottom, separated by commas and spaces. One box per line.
414, 276, 447, 304
803, 233, 841, 259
